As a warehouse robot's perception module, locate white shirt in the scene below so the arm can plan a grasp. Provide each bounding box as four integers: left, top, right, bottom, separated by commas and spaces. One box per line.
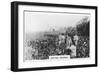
70, 45, 76, 57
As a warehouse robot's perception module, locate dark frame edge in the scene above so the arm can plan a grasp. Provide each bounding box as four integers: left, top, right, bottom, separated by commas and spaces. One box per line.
12, 1, 97, 9
11, 2, 18, 72
95, 7, 98, 67
11, 64, 97, 72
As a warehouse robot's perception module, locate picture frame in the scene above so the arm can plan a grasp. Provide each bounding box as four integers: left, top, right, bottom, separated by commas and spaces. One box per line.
11, 1, 98, 72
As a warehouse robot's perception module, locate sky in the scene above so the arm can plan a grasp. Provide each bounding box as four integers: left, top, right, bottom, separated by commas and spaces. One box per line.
25, 11, 90, 33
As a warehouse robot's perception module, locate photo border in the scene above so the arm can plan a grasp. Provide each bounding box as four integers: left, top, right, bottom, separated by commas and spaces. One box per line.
11, 1, 98, 72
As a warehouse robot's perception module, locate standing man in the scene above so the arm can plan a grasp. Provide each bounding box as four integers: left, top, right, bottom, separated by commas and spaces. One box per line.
66, 34, 72, 49
73, 34, 79, 46
64, 34, 72, 55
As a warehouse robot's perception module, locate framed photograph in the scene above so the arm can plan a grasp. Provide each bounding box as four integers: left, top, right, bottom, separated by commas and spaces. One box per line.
11, 1, 98, 71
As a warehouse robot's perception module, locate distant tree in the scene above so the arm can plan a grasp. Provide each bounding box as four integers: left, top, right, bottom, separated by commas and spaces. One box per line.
65, 27, 77, 36
76, 17, 90, 36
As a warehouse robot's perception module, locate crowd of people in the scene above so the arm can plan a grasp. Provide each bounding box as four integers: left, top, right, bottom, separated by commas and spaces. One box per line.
25, 33, 83, 60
